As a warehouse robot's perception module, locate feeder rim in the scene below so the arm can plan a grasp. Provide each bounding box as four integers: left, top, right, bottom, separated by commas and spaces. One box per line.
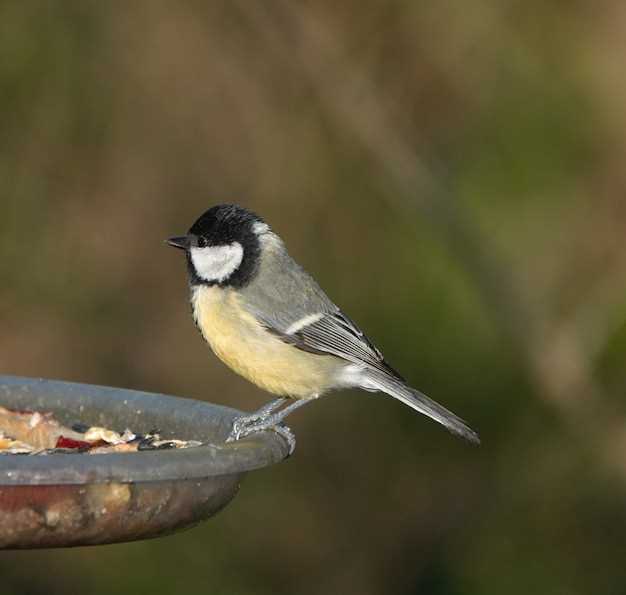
0, 375, 290, 486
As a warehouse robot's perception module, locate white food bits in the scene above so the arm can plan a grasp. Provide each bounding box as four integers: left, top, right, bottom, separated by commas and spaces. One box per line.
84, 427, 123, 445
28, 412, 43, 429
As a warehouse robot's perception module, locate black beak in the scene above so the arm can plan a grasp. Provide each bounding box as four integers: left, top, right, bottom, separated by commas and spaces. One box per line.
166, 235, 191, 250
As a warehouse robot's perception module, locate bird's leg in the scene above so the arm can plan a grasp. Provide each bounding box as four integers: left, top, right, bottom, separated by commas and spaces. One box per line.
226, 397, 315, 455
260, 398, 311, 424
240, 397, 288, 423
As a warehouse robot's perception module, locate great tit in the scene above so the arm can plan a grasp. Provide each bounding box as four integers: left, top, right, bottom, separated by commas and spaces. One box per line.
167, 204, 479, 452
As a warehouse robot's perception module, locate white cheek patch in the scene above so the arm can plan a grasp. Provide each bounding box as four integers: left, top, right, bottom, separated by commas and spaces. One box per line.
190, 242, 244, 282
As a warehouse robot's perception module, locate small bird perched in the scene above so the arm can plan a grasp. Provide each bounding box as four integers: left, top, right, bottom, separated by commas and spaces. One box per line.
167, 204, 479, 452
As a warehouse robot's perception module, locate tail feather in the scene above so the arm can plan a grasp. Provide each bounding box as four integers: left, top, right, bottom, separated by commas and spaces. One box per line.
364, 370, 480, 444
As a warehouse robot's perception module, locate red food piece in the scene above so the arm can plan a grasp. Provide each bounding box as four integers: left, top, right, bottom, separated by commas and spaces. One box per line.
55, 436, 92, 450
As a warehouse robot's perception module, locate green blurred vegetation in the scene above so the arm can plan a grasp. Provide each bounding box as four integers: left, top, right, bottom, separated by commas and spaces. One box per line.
2, 2, 626, 594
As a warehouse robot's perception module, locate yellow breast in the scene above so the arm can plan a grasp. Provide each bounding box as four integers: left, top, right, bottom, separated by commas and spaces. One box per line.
190, 286, 342, 399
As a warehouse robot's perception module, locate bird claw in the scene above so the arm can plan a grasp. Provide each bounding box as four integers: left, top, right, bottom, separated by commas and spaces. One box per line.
226, 416, 296, 456
227, 416, 254, 441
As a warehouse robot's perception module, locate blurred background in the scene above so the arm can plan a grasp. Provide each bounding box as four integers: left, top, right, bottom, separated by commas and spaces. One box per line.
2, 1, 626, 593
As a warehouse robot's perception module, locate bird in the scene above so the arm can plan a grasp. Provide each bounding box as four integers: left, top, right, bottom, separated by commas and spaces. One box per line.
167, 204, 479, 452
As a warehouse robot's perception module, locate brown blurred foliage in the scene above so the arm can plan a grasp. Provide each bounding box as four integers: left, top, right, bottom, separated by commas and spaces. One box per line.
2, 2, 626, 594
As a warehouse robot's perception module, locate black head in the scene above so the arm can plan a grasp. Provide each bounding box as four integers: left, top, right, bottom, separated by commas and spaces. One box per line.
167, 204, 267, 288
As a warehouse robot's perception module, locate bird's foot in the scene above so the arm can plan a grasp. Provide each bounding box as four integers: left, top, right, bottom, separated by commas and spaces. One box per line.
226, 414, 296, 456
226, 398, 313, 456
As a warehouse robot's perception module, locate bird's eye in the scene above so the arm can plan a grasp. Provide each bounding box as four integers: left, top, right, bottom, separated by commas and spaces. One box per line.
197, 237, 207, 248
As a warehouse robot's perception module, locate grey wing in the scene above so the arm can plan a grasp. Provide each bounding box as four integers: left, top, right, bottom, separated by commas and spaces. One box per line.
286, 309, 403, 380
247, 296, 401, 379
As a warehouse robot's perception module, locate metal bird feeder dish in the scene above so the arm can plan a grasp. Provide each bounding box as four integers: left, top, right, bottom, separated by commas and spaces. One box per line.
0, 376, 289, 549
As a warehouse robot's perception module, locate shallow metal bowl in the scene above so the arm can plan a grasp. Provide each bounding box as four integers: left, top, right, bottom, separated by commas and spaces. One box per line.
0, 376, 289, 549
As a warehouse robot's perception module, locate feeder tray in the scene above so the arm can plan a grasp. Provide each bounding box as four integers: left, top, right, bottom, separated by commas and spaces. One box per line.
0, 376, 289, 549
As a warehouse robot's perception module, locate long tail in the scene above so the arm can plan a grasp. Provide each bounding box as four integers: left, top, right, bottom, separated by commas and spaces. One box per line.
363, 370, 480, 444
